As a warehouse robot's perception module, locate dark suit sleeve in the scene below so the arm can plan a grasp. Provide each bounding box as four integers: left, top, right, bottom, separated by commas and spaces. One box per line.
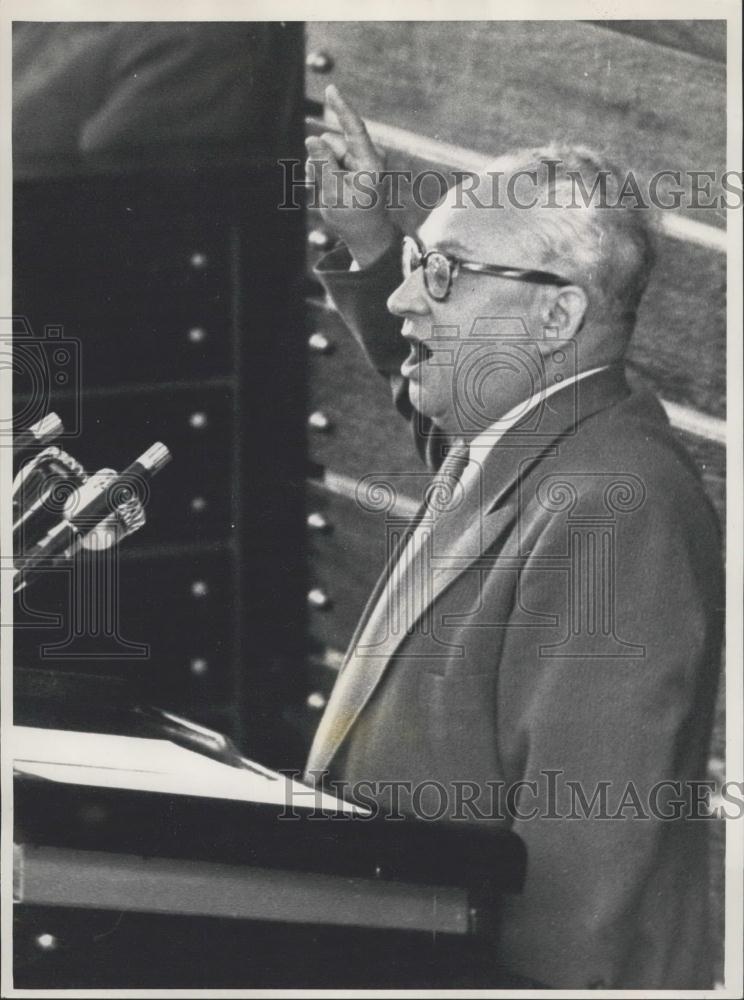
493, 469, 723, 989
315, 242, 451, 470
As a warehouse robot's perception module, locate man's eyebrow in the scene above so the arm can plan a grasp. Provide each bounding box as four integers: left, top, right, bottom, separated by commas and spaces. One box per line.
417, 235, 473, 256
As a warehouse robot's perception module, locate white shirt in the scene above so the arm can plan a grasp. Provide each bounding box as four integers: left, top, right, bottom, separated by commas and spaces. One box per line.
399, 365, 609, 578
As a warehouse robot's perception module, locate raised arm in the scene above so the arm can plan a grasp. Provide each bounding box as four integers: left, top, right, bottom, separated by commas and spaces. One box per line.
305, 84, 399, 268
306, 86, 448, 469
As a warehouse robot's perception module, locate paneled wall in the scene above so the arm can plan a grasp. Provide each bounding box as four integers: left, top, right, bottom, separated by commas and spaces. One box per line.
12, 21, 309, 761
14, 152, 306, 760
12, 22, 307, 762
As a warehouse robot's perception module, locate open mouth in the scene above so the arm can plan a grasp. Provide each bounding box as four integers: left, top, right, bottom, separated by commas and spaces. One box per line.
401, 340, 432, 378
404, 340, 434, 368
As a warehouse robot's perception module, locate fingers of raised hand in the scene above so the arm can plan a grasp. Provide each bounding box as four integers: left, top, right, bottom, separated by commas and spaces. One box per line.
324, 84, 381, 170
305, 135, 340, 185
319, 131, 351, 166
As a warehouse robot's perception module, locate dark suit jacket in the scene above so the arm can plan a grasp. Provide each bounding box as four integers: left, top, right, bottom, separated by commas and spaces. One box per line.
307, 241, 723, 989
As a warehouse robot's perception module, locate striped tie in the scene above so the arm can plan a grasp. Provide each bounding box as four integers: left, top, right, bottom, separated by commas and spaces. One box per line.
424, 438, 471, 518
304, 438, 472, 779
354, 437, 471, 643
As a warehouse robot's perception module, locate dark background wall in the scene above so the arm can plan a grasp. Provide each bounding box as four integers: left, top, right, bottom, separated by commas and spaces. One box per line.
13, 22, 307, 762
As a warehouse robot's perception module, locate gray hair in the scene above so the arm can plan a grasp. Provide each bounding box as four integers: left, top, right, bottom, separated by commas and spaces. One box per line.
489, 144, 656, 332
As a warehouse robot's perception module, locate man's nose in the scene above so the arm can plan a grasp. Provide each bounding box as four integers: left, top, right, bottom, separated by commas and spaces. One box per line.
386, 272, 431, 317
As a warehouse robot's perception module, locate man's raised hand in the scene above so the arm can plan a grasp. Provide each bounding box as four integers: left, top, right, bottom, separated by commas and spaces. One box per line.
305, 85, 398, 269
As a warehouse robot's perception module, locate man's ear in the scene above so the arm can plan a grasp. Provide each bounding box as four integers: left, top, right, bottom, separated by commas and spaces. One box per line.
541, 285, 588, 340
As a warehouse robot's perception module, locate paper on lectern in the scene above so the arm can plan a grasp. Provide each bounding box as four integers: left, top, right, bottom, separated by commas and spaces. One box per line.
12, 726, 364, 813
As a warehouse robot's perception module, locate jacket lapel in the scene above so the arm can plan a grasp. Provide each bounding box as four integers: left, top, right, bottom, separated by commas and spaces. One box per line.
306, 366, 631, 776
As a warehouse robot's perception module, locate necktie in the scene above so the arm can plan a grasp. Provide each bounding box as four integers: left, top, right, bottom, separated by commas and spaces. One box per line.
355, 436, 472, 643
304, 438, 471, 779
423, 438, 471, 520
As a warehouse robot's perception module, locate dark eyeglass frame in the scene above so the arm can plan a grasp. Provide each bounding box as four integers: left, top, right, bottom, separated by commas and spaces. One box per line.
402, 235, 573, 302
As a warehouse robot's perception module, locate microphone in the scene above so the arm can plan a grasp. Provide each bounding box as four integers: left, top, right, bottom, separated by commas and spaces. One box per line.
13, 447, 88, 555
79, 486, 147, 553
67, 442, 172, 533
14, 413, 64, 460
13, 471, 148, 596
14, 443, 172, 585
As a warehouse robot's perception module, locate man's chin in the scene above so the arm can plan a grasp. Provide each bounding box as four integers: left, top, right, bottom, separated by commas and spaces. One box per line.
409, 386, 432, 421
409, 387, 449, 431
408, 380, 428, 414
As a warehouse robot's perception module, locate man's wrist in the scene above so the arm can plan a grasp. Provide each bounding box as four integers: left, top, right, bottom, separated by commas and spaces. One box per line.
347, 220, 399, 270
314, 226, 401, 285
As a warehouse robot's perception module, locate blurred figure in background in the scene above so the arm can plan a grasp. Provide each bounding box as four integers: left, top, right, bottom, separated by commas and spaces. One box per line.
13, 22, 299, 169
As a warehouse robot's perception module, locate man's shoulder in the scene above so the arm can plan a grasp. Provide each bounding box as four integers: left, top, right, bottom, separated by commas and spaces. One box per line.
553, 379, 716, 522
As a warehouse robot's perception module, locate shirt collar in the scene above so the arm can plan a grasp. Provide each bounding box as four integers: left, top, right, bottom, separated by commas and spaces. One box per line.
466, 365, 610, 456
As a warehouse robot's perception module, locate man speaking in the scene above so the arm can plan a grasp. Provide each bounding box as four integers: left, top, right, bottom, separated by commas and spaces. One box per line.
303, 85, 723, 990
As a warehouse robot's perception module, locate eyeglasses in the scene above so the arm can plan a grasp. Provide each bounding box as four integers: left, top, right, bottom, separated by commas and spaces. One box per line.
401, 235, 573, 302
